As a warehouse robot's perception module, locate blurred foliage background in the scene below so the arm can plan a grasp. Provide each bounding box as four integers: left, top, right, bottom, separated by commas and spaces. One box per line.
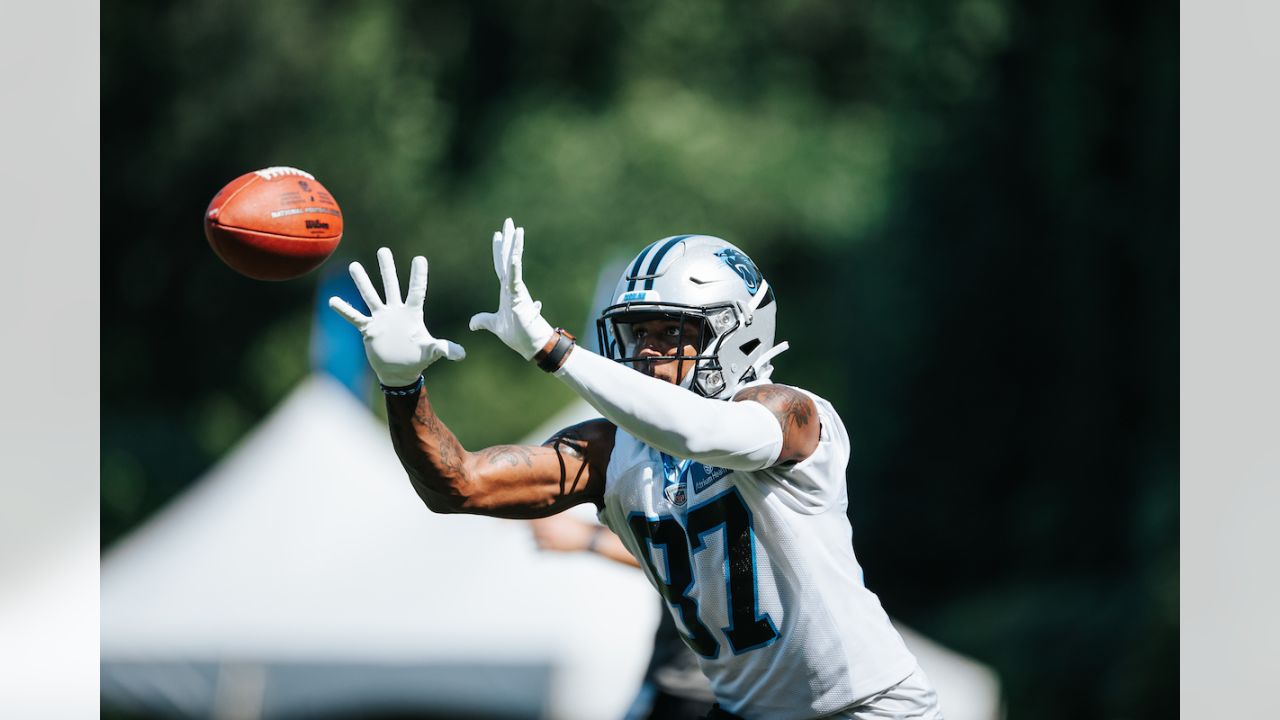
102, 0, 1176, 716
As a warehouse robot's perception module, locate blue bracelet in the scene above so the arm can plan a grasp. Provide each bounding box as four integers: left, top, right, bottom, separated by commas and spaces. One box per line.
380, 375, 424, 396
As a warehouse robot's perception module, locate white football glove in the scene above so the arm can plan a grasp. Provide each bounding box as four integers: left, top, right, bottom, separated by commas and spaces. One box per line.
329, 247, 466, 387
468, 217, 556, 360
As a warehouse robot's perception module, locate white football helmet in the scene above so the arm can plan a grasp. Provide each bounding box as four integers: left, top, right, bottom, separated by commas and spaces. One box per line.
596, 235, 788, 399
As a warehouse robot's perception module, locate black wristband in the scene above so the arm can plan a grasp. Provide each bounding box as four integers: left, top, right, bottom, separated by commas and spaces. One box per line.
535, 329, 576, 373
380, 375, 424, 396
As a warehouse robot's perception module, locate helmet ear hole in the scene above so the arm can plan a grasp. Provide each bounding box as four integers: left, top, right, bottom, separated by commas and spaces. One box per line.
739, 338, 761, 355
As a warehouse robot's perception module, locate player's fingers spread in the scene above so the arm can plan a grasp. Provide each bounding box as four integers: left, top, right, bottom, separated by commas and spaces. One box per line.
348, 261, 384, 310
377, 247, 402, 305
469, 312, 496, 332
407, 256, 428, 308
328, 297, 369, 329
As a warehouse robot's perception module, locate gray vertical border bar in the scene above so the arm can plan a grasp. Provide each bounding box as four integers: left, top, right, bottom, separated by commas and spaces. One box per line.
1181, 0, 1280, 715
0, 0, 102, 716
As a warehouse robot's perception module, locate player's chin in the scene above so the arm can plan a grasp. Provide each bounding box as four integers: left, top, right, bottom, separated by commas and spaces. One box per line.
638, 359, 679, 384
654, 370, 681, 385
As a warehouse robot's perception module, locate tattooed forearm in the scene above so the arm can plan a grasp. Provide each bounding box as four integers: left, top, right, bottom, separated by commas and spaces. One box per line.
385, 391, 615, 515
409, 398, 466, 477
477, 445, 536, 468
412, 403, 440, 432
385, 388, 472, 513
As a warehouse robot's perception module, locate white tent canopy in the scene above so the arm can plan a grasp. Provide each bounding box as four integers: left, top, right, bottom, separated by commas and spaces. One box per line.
101, 375, 655, 719
101, 374, 1000, 719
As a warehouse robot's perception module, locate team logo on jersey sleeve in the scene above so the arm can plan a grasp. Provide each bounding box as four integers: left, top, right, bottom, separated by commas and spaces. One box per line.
715, 248, 763, 295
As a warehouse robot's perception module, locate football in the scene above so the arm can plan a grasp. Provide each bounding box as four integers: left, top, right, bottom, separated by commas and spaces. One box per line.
204, 166, 343, 281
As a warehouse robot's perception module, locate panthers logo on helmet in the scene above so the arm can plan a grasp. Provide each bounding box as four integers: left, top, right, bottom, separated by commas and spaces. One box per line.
716, 248, 762, 295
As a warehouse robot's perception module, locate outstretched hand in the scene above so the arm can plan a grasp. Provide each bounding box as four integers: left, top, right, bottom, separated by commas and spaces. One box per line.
329, 247, 466, 387
469, 217, 556, 360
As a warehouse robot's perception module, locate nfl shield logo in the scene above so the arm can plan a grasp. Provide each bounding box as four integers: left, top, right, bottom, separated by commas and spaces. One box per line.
664, 483, 687, 506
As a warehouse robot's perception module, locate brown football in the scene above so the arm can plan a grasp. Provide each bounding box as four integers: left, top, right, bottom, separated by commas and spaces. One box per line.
204, 166, 343, 281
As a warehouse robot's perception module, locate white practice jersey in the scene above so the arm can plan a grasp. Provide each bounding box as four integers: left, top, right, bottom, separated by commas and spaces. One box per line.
597, 387, 918, 719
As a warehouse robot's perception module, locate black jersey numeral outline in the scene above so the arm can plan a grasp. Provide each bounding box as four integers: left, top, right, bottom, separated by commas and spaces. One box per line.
627, 487, 780, 658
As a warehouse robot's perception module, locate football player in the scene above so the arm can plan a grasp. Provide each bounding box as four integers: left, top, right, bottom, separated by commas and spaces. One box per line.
330, 218, 943, 719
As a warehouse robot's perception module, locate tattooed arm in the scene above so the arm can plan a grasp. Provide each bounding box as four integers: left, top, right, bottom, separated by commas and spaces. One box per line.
732, 385, 821, 466
385, 387, 616, 519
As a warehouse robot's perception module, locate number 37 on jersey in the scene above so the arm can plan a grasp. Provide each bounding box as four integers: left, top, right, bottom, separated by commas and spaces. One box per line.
626, 487, 780, 659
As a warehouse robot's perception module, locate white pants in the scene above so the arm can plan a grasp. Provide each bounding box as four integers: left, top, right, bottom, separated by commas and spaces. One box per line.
824, 666, 944, 720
